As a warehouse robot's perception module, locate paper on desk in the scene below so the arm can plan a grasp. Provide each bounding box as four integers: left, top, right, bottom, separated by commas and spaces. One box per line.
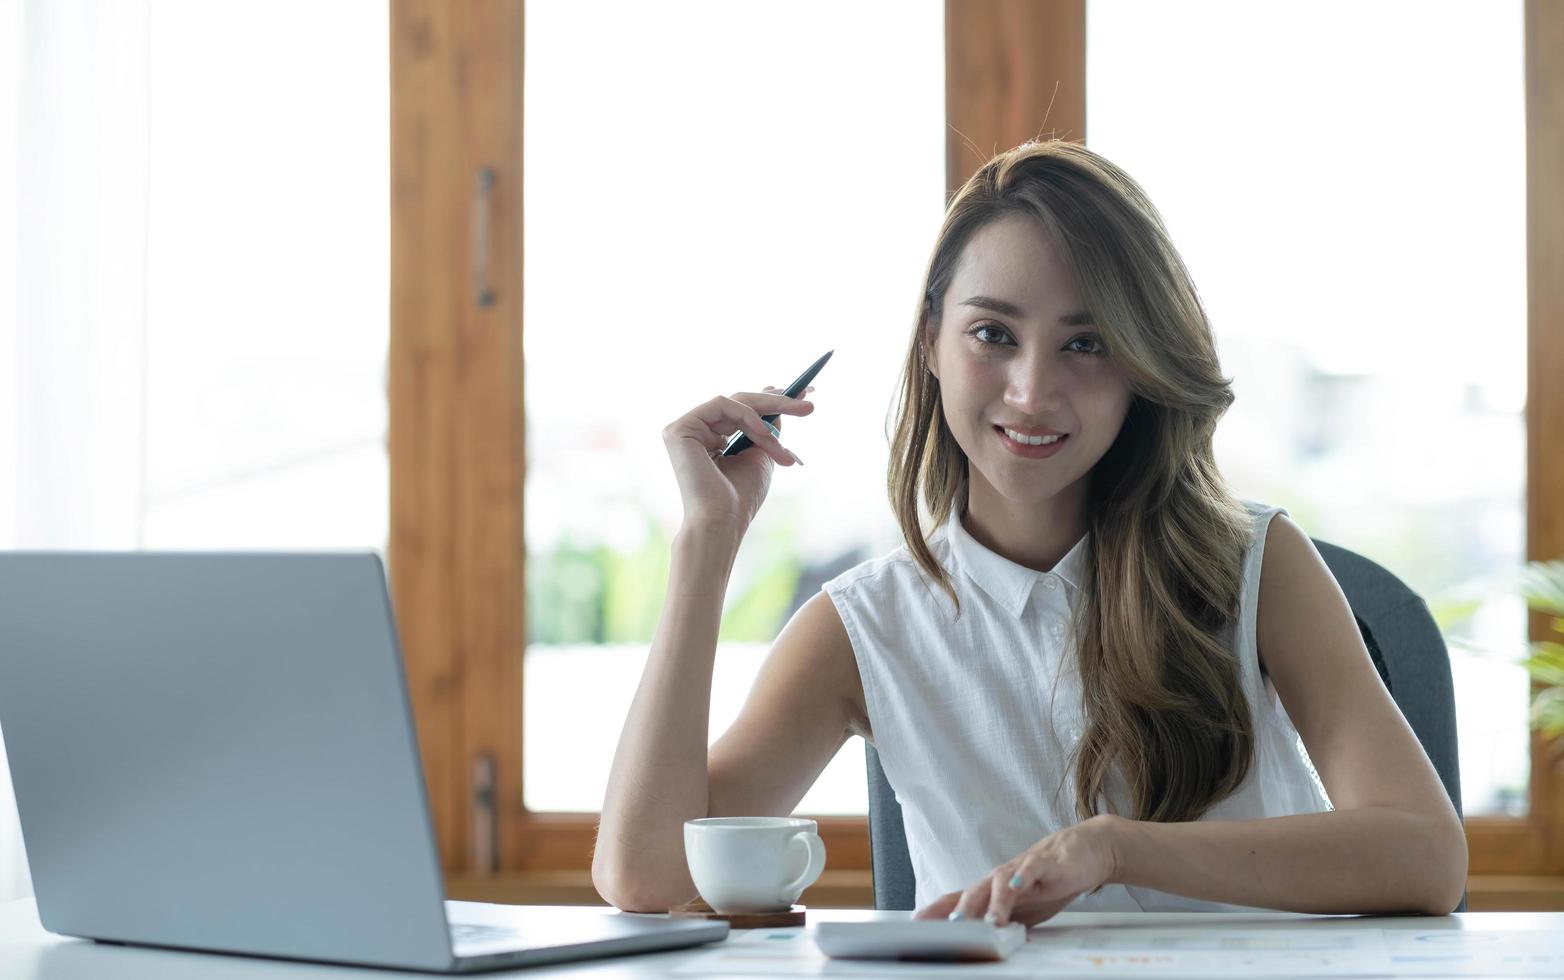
677, 926, 1564, 978
1383, 929, 1564, 976
671, 927, 1032, 978
675, 926, 1399, 978
1024, 927, 1395, 977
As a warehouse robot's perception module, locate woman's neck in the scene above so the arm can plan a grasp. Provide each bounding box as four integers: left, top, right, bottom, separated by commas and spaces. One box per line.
961, 476, 1089, 574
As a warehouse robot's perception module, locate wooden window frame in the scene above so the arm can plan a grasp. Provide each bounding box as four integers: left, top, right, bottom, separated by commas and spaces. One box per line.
388, 0, 1564, 907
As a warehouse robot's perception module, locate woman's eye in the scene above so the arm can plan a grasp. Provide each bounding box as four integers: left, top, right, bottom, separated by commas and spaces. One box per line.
966, 324, 1107, 357
966, 323, 1009, 346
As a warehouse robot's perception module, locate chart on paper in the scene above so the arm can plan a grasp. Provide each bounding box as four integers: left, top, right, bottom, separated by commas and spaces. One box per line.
673, 925, 1564, 978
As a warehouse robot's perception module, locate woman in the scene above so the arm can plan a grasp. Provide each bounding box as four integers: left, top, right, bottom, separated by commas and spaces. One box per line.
591, 139, 1467, 925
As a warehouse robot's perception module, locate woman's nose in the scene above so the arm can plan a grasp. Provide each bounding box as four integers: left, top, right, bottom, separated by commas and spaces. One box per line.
1004, 357, 1065, 415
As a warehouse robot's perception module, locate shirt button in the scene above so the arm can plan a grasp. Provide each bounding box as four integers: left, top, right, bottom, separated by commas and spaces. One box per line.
1051, 621, 1065, 641
1042, 574, 1059, 590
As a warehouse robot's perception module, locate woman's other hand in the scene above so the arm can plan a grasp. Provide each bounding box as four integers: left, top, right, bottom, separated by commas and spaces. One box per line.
913, 814, 1123, 927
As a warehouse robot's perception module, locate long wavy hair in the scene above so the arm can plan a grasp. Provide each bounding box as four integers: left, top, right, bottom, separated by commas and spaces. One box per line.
887, 139, 1256, 824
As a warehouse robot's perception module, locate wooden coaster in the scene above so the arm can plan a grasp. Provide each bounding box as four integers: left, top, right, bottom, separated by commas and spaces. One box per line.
669, 898, 806, 929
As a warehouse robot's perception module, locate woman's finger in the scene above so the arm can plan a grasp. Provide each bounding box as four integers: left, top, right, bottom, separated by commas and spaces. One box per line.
709, 392, 815, 429
666, 404, 768, 466
721, 392, 813, 456
685, 426, 727, 455
1011, 853, 1076, 906
665, 403, 741, 453
690, 395, 799, 465
751, 387, 816, 436
1008, 854, 1044, 896
700, 410, 784, 446
913, 892, 960, 920
948, 878, 993, 921
985, 862, 1023, 925
1004, 855, 1087, 926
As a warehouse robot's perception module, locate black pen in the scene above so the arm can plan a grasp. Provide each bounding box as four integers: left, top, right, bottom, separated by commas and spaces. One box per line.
721, 350, 833, 457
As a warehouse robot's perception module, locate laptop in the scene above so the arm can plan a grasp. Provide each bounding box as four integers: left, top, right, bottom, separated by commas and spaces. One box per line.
0, 552, 728, 972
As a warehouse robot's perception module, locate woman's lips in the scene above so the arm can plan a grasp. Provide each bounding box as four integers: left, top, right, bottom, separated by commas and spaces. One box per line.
994, 424, 1070, 459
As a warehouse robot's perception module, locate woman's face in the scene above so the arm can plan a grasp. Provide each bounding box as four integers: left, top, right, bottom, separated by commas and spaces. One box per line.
927, 213, 1134, 510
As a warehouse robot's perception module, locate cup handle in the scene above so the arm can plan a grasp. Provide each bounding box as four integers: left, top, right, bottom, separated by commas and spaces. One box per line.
779, 831, 827, 905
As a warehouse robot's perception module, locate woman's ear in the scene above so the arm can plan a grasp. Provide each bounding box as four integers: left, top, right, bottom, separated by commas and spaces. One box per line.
921, 308, 940, 382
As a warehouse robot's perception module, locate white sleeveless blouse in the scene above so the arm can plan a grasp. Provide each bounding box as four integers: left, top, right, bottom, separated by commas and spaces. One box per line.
822, 499, 1332, 911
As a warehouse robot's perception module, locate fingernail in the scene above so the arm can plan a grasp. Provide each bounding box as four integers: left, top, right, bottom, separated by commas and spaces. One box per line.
983, 911, 998, 925
1009, 874, 1024, 889
947, 910, 964, 920
789, 450, 804, 466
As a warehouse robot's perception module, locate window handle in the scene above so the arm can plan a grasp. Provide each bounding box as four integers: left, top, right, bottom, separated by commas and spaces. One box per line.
473, 166, 497, 308
471, 750, 498, 873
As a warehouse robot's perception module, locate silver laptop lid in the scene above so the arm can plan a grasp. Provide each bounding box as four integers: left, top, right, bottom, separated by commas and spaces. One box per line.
0, 552, 456, 972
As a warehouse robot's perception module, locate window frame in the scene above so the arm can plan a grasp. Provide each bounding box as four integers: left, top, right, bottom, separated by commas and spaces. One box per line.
388, 0, 1564, 906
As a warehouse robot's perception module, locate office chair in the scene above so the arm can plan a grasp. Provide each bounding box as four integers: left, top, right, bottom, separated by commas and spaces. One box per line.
864, 538, 1467, 912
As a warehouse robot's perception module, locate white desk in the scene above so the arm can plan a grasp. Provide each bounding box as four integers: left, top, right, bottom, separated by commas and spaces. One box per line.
4, 898, 1563, 978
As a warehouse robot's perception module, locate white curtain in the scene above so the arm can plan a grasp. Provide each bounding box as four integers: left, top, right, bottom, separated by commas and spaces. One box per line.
2, 0, 389, 905
2, 0, 152, 903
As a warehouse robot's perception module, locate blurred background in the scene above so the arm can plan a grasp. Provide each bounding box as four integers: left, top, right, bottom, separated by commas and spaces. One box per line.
0, 0, 1555, 910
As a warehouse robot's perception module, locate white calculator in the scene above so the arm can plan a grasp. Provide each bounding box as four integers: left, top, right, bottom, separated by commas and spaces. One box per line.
814, 919, 1028, 961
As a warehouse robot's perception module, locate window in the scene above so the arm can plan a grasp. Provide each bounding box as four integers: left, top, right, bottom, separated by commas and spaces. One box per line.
522, 0, 945, 815
141, 0, 389, 551
1086, 0, 1527, 816
2, 0, 388, 903
396, 0, 1562, 898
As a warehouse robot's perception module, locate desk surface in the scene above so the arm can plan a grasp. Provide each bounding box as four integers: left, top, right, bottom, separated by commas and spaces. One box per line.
4, 898, 1563, 978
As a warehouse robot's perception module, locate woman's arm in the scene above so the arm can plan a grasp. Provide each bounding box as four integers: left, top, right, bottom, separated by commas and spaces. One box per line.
1107, 514, 1467, 914
1106, 804, 1464, 915
592, 523, 740, 912
592, 527, 865, 912
931, 513, 1467, 924
594, 389, 863, 912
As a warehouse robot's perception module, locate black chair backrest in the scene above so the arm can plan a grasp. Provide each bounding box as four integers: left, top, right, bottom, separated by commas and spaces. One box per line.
864, 537, 1465, 911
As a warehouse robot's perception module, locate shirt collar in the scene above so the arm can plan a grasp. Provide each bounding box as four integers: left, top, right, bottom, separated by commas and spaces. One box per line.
943, 506, 1089, 618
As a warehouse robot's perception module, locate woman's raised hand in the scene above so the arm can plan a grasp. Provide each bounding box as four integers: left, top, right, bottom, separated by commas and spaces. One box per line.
661, 384, 816, 538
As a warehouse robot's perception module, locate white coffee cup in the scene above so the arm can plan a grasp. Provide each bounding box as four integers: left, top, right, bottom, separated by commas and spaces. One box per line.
683, 816, 827, 914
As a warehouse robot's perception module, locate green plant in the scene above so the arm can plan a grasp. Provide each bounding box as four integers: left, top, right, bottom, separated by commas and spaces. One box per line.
526, 507, 806, 647
601, 518, 674, 643
1516, 560, 1564, 741
1433, 559, 1564, 757
527, 534, 612, 644
717, 551, 803, 643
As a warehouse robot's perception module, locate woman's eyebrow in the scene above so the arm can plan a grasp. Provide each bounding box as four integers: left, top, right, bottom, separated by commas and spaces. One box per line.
958, 295, 1094, 326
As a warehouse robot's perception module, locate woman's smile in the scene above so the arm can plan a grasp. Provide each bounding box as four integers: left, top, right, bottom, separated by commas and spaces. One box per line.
994, 424, 1071, 458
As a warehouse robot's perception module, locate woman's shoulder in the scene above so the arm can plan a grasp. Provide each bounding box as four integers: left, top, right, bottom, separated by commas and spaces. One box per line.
1235, 497, 1292, 545
1236, 496, 1290, 520
821, 527, 954, 599
1233, 497, 1301, 612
